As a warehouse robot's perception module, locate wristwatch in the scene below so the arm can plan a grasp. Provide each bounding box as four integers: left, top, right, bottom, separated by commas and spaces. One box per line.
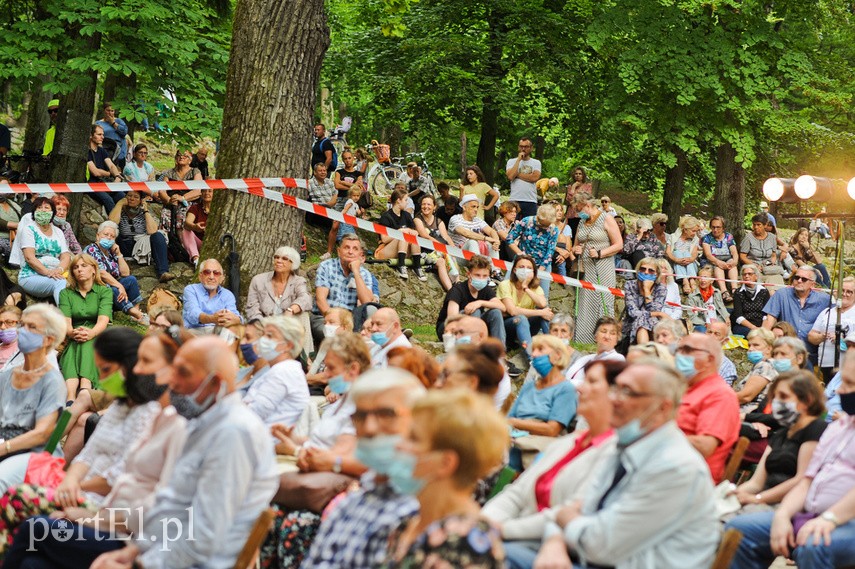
820, 511, 840, 526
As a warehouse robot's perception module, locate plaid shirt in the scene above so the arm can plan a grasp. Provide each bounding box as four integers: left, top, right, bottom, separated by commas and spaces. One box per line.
506, 215, 559, 269
302, 472, 418, 569
312, 258, 374, 314
309, 176, 337, 206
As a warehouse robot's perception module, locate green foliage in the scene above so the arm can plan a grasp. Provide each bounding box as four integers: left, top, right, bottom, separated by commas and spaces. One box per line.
0, 0, 232, 144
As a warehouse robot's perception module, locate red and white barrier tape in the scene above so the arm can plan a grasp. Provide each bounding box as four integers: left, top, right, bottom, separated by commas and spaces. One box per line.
3, 177, 710, 312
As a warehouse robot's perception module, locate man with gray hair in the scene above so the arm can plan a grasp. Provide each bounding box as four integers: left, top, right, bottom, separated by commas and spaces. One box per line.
531, 359, 718, 568
675, 332, 740, 483
183, 258, 243, 330
303, 368, 425, 568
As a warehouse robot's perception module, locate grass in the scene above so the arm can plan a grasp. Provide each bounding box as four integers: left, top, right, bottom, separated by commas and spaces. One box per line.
404, 324, 439, 345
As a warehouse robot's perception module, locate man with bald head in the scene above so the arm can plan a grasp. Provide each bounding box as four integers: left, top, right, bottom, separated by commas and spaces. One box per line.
674, 332, 740, 483
183, 258, 243, 329
443, 314, 512, 409
706, 320, 738, 385
11, 337, 277, 569
367, 307, 411, 367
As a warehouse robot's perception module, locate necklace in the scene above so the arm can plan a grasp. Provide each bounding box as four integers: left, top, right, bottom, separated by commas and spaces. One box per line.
15, 360, 49, 375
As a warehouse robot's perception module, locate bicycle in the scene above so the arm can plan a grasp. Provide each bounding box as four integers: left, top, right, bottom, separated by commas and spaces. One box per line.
405, 151, 437, 196
364, 143, 405, 195
328, 116, 352, 160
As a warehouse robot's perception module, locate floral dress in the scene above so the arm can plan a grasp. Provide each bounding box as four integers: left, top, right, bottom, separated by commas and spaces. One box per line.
623, 281, 666, 342
383, 515, 505, 569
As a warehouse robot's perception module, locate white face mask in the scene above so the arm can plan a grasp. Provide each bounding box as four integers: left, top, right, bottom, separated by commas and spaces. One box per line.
323, 324, 339, 338
442, 333, 456, 353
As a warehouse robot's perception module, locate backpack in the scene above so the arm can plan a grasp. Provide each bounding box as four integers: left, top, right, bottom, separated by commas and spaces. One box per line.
357, 187, 373, 210
322, 138, 338, 172
146, 287, 182, 314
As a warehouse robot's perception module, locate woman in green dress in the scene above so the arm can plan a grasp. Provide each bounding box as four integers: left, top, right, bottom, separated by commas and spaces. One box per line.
58, 253, 113, 404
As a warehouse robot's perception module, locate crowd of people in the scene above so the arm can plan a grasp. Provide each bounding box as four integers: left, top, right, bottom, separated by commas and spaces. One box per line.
0, 117, 849, 568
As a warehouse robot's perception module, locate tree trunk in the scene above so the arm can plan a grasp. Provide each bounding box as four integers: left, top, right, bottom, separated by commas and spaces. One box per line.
713, 142, 746, 243
459, 131, 467, 179
49, 33, 100, 234
476, 97, 498, 187
199, 0, 329, 306
22, 76, 53, 155
661, 147, 688, 234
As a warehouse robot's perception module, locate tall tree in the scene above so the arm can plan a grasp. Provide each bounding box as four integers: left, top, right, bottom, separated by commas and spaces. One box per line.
199, 0, 330, 299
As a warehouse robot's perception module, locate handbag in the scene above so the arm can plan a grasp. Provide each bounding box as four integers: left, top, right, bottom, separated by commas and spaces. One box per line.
166, 205, 190, 263
24, 452, 66, 487
273, 471, 355, 514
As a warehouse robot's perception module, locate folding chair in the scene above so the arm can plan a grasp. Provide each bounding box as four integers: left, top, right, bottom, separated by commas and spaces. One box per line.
723, 436, 750, 483
232, 508, 275, 569
710, 528, 742, 569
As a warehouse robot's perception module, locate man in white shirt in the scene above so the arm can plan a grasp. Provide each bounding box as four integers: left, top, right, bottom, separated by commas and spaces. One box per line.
533, 359, 718, 569
368, 308, 411, 367
506, 137, 541, 219
446, 315, 513, 409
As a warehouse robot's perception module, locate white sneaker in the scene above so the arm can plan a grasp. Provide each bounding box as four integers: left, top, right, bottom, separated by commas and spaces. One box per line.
414, 267, 428, 281
398, 266, 409, 280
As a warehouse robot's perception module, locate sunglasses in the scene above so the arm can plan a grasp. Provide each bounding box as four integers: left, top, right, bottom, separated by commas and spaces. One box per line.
201, 269, 223, 276
655, 221, 666, 226
792, 275, 814, 283
638, 267, 657, 274
47, 109, 58, 115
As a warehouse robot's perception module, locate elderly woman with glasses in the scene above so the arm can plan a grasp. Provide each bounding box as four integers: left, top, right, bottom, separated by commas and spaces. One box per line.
701, 216, 739, 301
731, 264, 770, 337
246, 246, 313, 356
622, 257, 667, 345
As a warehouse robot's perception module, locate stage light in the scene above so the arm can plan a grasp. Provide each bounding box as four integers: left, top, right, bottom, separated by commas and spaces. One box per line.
794, 175, 817, 200
763, 178, 784, 202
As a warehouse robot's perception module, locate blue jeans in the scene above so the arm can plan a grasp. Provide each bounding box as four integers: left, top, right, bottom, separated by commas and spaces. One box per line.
111, 275, 142, 312
118, 233, 169, 276
472, 308, 506, 345
814, 263, 831, 289
504, 540, 541, 569
3, 515, 125, 569
726, 511, 855, 569
518, 201, 538, 219
504, 315, 543, 359
732, 323, 752, 338
18, 274, 66, 304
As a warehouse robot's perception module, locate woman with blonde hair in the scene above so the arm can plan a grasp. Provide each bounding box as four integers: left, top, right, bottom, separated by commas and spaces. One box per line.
384, 389, 508, 567
571, 192, 622, 343
666, 215, 701, 294
734, 328, 778, 414
58, 253, 113, 402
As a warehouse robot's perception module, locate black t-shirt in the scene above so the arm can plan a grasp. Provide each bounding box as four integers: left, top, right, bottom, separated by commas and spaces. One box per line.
335, 168, 362, 198
437, 205, 462, 229
312, 138, 337, 175
87, 147, 110, 177
436, 281, 497, 336
190, 155, 209, 179
763, 417, 827, 489
379, 209, 415, 231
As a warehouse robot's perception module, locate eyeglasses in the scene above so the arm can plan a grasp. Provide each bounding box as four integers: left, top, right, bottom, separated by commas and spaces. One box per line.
201, 269, 223, 276
47, 109, 58, 115
655, 222, 666, 226
842, 289, 855, 296
0, 319, 19, 328
601, 201, 609, 204
710, 226, 723, 230
638, 267, 657, 274
351, 408, 399, 425
742, 272, 756, 277
136, 151, 148, 155
792, 275, 815, 283
609, 385, 654, 401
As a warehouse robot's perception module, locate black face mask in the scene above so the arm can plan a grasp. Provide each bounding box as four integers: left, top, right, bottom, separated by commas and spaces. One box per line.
839, 391, 855, 416
126, 374, 168, 405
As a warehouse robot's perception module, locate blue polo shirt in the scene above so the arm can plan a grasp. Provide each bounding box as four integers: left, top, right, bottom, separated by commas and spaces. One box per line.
762, 288, 830, 363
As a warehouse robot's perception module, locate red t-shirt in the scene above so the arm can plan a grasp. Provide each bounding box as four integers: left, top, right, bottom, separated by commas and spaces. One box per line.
186, 202, 209, 239
534, 429, 614, 511
676, 373, 740, 483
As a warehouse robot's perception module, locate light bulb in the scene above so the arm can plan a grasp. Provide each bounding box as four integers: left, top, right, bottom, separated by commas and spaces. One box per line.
848, 177, 855, 201
794, 175, 816, 200
762, 178, 784, 202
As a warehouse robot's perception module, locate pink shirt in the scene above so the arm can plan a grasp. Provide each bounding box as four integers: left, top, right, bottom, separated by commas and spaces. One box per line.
804, 414, 855, 514
534, 429, 614, 511
676, 373, 740, 483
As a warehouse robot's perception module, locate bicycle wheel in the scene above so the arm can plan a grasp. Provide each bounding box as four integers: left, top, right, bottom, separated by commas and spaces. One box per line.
383, 166, 404, 187
369, 168, 390, 195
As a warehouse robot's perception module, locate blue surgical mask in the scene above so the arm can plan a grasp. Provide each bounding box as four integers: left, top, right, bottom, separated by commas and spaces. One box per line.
637, 272, 657, 282
531, 354, 554, 377
387, 452, 426, 496
355, 435, 402, 475
674, 353, 697, 378
257, 336, 282, 361
616, 418, 646, 446
169, 372, 222, 420
455, 335, 472, 346
239, 342, 259, 365
328, 375, 350, 395
99, 238, 115, 250
471, 278, 489, 291
371, 331, 389, 347
746, 350, 764, 364
772, 358, 793, 373
16, 328, 45, 354
52, 217, 67, 228
578, 211, 591, 221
